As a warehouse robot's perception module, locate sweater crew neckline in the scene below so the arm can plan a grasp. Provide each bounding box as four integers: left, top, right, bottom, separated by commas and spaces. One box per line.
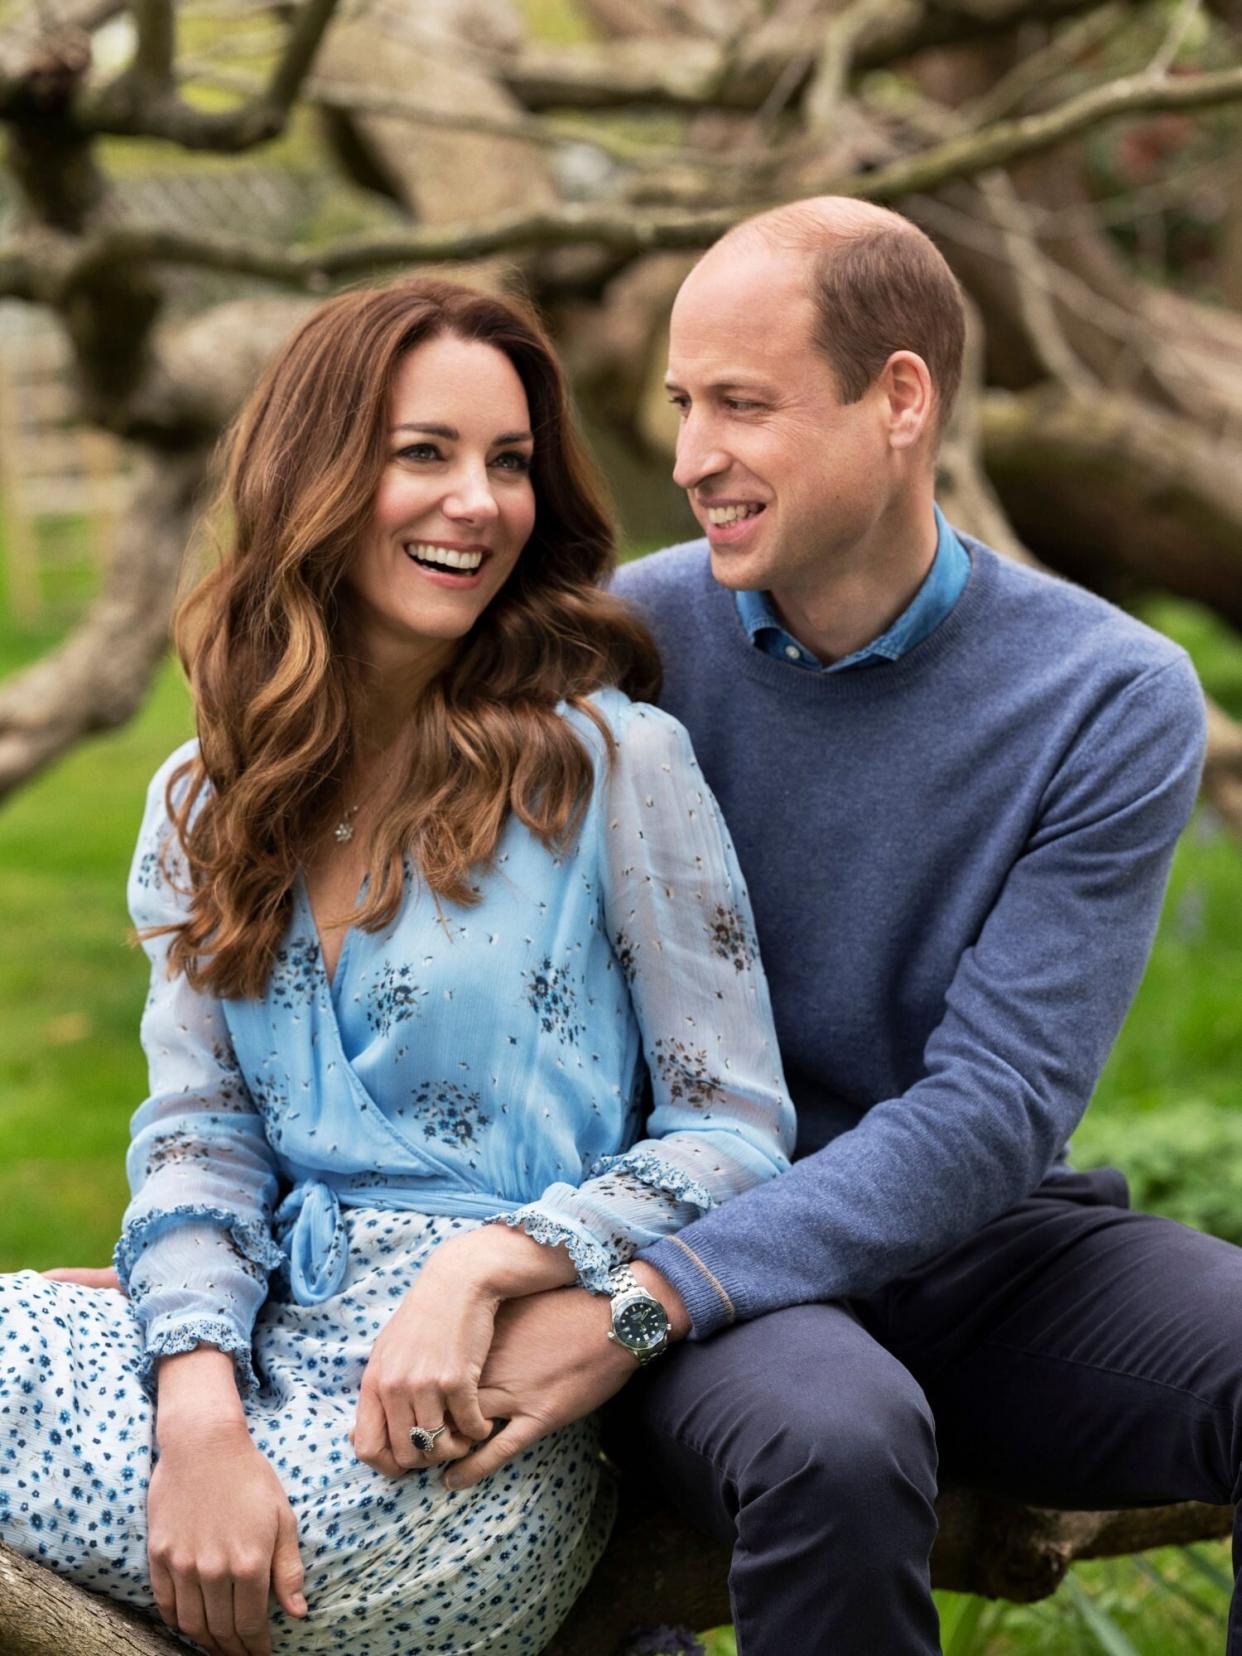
716, 538, 996, 701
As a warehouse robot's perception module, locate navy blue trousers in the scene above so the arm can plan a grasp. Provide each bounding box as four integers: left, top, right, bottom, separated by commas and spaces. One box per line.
611, 1170, 1242, 1655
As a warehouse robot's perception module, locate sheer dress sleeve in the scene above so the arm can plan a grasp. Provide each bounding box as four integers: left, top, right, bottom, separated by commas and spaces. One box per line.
114, 747, 284, 1398
499, 701, 796, 1290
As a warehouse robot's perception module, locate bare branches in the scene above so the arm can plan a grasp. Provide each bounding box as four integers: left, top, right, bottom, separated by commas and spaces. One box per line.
131, 0, 174, 84
500, 0, 1114, 114
803, 0, 909, 132
262, 0, 340, 123
64, 0, 341, 149
858, 63, 1242, 202
12, 205, 735, 295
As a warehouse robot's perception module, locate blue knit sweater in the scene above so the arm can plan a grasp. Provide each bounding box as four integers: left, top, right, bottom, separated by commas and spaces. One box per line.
616, 536, 1207, 1338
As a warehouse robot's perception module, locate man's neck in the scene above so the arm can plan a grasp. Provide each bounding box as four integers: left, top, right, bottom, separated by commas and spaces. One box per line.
768, 495, 939, 666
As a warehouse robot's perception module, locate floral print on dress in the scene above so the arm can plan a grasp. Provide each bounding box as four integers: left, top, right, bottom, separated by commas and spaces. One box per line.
366, 963, 428, 1036
610, 929, 638, 984
268, 938, 321, 1011
524, 956, 585, 1047
651, 1037, 727, 1111
408, 1080, 492, 1161
707, 901, 758, 973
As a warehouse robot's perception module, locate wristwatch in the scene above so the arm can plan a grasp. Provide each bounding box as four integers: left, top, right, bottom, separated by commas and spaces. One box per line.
605, 1263, 671, 1366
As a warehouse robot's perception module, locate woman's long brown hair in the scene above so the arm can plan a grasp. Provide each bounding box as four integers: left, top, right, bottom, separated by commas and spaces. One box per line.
158, 277, 661, 1000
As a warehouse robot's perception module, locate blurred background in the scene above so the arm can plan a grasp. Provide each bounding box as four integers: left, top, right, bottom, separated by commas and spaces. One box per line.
0, 0, 1240, 1649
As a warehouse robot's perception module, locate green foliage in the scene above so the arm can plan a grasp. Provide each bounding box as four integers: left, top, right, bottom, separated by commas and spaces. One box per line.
1072, 1100, 1242, 1247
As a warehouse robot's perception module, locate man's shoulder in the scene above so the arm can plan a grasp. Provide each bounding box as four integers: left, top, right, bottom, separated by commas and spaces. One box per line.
613, 539, 711, 610
962, 534, 1192, 682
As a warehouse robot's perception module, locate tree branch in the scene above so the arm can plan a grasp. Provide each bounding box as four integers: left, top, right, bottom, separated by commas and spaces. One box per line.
44, 205, 734, 291
130, 0, 174, 86
0, 446, 207, 801
858, 63, 1242, 202
499, 0, 1129, 113
75, 0, 341, 150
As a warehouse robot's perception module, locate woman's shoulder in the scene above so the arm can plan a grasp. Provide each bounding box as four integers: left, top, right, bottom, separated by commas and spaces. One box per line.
137, 737, 203, 837
563, 688, 701, 777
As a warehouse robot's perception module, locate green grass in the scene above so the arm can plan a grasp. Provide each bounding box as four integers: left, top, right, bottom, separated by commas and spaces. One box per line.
0, 650, 192, 1265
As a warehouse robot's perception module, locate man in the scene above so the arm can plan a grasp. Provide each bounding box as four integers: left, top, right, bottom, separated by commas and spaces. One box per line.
443, 196, 1239, 1655
65, 196, 1231, 1650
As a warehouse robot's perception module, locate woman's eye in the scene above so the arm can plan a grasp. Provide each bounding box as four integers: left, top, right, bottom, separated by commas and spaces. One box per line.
397, 443, 442, 462
492, 451, 533, 472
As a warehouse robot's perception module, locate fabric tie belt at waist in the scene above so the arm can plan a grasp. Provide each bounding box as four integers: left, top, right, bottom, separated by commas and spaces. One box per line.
275, 1180, 350, 1305
274, 1178, 521, 1306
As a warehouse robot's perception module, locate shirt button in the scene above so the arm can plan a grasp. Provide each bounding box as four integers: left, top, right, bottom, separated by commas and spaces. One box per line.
784, 644, 801, 661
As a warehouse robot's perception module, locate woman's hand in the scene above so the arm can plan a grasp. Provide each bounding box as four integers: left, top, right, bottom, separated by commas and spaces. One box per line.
352, 1223, 576, 1479
152, 1349, 307, 1655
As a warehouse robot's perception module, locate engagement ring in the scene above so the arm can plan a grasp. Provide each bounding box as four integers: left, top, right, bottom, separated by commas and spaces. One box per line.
409, 1423, 449, 1453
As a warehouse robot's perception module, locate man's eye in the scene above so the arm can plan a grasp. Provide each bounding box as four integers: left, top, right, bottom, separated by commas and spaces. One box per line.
667, 395, 690, 416
725, 399, 761, 412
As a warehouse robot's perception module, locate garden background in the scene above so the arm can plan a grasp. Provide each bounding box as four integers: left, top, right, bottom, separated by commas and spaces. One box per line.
1, 0, 1241, 1650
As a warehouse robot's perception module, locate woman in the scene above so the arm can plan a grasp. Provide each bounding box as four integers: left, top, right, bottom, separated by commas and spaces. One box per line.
0, 277, 794, 1654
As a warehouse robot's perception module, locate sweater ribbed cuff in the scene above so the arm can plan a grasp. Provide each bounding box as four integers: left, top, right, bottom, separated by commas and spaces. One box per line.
639, 1234, 738, 1341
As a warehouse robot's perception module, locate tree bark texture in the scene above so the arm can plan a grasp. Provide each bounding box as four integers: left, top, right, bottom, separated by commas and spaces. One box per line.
0, 1486, 1229, 1655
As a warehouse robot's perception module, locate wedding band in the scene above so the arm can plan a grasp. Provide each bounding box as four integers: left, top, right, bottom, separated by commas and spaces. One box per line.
409, 1423, 449, 1453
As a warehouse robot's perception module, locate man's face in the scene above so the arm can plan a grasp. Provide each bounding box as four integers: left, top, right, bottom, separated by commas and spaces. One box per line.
666, 239, 894, 602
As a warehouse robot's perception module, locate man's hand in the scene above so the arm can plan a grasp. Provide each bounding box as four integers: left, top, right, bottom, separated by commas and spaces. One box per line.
42, 1266, 123, 1291
353, 1223, 578, 1479
445, 1262, 689, 1491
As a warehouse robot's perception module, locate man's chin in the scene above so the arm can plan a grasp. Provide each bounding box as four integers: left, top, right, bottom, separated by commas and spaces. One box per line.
707, 543, 766, 591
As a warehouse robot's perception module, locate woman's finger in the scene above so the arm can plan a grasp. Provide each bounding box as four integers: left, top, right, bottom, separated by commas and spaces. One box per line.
351, 1382, 392, 1469
270, 1506, 309, 1622
199, 1566, 246, 1656
406, 1382, 459, 1464
172, 1574, 216, 1654
444, 1377, 493, 1444
231, 1559, 274, 1656
148, 1553, 179, 1633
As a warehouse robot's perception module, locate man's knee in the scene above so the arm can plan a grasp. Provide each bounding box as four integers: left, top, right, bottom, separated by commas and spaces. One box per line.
621, 1303, 938, 1531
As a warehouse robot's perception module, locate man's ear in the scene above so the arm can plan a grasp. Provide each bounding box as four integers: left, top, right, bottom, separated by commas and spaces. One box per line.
882, 351, 935, 451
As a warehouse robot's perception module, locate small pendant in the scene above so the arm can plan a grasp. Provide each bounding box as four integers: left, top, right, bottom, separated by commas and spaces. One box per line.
334, 819, 355, 845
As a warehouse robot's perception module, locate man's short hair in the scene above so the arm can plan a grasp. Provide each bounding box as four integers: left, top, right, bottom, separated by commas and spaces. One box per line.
726, 200, 966, 439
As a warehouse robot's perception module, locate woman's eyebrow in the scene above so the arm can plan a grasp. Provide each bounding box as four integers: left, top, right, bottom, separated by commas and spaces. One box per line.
390, 422, 533, 444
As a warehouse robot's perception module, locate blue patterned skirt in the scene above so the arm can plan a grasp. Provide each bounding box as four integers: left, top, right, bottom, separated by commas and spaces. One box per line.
0, 1211, 612, 1652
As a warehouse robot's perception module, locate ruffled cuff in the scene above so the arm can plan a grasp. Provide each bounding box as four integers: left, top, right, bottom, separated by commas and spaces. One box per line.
491, 1206, 621, 1295
114, 1203, 285, 1291
138, 1314, 261, 1401
586, 1148, 715, 1215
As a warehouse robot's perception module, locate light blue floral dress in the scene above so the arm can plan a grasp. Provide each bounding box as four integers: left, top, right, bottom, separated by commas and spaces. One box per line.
0, 687, 794, 1653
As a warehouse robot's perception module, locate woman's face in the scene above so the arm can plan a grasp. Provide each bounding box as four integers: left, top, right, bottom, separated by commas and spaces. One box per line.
346, 333, 537, 668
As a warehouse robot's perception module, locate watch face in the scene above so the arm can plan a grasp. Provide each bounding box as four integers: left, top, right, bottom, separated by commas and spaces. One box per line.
616, 1297, 668, 1350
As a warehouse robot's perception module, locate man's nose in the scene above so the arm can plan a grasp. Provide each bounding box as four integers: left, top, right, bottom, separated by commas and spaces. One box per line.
443, 463, 500, 522
672, 415, 729, 492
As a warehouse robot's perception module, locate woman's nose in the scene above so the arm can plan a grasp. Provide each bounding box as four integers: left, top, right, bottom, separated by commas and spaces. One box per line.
443, 464, 500, 522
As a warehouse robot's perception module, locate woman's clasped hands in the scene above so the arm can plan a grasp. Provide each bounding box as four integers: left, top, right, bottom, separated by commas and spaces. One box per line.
351, 1222, 576, 1482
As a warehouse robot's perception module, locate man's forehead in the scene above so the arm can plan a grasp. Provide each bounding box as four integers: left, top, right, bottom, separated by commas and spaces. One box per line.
668, 242, 815, 374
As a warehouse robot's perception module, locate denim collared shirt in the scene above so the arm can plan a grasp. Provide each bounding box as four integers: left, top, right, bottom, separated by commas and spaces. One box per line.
735, 504, 970, 671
